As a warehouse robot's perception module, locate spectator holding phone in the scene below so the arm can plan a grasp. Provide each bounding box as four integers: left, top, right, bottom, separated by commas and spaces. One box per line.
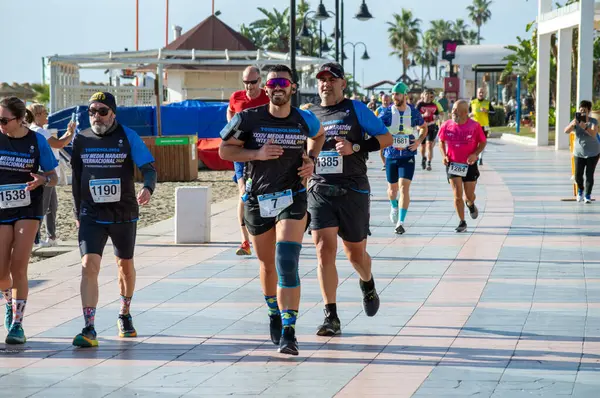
565, 100, 599, 203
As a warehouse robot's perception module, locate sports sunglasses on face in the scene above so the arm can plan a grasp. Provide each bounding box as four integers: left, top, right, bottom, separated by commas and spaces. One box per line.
265, 78, 292, 89
0, 117, 16, 126
243, 79, 259, 85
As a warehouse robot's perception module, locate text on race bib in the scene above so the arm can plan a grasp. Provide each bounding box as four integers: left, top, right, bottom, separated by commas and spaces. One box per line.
0, 184, 30, 209
89, 178, 121, 203
258, 189, 293, 218
316, 151, 343, 174
449, 163, 468, 177
392, 134, 411, 149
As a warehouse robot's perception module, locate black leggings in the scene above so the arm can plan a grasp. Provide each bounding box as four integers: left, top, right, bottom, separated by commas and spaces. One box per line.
575, 155, 600, 196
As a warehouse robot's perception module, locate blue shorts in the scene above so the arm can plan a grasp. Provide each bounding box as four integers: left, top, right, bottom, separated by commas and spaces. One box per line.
385, 157, 416, 183
233, 162, 245, 183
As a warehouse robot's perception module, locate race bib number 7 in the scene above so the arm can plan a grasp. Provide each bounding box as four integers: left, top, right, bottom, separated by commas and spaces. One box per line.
316, 151, 343, 174
0, 184, 30, 209
258, 189, 293, 218
89, 178, 121, 203
449, 163, 468, 177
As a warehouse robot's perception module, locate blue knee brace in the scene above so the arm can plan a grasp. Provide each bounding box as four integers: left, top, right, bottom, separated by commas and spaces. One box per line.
276, 241, 302, 288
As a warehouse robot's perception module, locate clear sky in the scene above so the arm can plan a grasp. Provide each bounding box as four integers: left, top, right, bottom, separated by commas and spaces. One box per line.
1, 0, 538, 87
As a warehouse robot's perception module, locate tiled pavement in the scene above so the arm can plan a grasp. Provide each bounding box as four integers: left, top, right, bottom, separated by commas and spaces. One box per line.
2, 139, 600, 397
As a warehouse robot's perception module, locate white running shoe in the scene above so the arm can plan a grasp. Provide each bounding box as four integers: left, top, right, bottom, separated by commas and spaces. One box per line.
577, 194, 584, 202
390, 207, 399, 224
39, 239, 57, 248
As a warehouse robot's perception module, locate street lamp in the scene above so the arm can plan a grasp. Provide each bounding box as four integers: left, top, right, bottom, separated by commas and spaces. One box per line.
355, 0, 373, 21
311, 1, 373, 67
344, 41, 369, 94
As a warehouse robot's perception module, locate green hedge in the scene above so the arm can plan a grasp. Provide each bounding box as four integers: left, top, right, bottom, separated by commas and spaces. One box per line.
490, 107, 506, 127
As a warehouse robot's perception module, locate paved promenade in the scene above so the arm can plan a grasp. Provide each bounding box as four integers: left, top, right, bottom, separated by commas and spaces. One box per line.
2, 139, 600, 397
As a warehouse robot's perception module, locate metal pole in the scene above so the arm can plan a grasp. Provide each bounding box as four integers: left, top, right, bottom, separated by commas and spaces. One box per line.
335, 0, 340, 62
516, 75, 521, 134
156, 64, 164, 137
165, 0, 169, 46
353, 47, 356, 94
290, 0, 298, 106
341, 0, 344, 69
319, 21, 322, 58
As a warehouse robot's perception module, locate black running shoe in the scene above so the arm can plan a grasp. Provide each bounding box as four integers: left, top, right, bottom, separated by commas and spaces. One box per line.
278, 327, 299, 356
395, 223, 406, 235
269, 314, 282, 345
455, 220, 467, 233
467, 203, 479, 219
316, 311, 341, 336
426, 161, 432, 171
421, 158, 427, 170
360, 281, 380, 317
479, 158, 483, 165
117, 314, 137, 338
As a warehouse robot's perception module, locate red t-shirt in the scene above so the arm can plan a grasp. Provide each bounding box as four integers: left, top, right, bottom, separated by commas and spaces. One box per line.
438, 119, 487, 164
228, 89, 270, 114
416, 102, 439, 123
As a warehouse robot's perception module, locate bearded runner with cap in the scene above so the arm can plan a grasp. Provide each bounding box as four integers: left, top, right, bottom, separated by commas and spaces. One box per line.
378, 82, 427, 235
220, 65, 325, 355
308, 63, 392, 336
71, 92, 157, 348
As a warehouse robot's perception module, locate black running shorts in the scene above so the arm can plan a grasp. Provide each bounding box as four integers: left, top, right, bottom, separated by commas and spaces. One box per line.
446, 163, 480, 183
308, 188, 370, 243
421, 125, 439, 144
244, 191, 308, 236
79, 217, 137, 259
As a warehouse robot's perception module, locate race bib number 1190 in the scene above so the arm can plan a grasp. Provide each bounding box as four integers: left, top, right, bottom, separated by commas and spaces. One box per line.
89, 178, 121, 203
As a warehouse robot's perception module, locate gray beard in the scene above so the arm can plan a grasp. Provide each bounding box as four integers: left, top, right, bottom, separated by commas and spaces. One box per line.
91, 123, 110, 135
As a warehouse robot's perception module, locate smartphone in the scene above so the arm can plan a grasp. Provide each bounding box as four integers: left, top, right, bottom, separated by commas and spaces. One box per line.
70, 112, 77, 124
576, 112, 586, 123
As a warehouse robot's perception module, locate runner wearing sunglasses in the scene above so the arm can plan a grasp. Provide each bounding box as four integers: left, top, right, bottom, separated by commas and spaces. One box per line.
227, 66, 270, 257
220, 64, 325, 355
308, 63, 392, 336
0, 97, 58, 344
71, 92, 157, 347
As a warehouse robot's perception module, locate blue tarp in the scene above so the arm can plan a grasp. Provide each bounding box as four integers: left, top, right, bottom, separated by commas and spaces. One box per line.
47, 100, 228, 139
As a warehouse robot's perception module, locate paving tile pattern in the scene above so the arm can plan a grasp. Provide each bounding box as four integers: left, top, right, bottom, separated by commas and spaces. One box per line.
1, 141, 599, 397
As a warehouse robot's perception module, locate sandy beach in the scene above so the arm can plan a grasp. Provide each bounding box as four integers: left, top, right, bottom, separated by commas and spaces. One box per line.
33, 170, 238, 259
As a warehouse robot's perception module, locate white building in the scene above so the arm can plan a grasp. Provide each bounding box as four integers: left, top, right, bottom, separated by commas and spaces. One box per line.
536, 0, 599, 150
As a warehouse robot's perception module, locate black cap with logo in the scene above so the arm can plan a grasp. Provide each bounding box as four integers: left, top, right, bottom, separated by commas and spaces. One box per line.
316, 62, 345, 79
88, 92, 117, 114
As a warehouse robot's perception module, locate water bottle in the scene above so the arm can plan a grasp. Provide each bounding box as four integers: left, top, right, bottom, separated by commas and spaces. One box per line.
241, 178, 252, 202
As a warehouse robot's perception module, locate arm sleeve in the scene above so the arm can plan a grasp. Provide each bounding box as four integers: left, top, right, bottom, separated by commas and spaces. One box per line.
219, 112, 249, 141
123, 127, 154, 168
70, 136, 82, 220
299, 109, 321, 137
353, 100, 388, 137
139, 162, 157, 194
35, 133, 58, 172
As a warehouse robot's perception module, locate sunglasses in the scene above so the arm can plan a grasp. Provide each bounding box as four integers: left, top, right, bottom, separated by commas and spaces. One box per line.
243, 79, 259, 85
265, 78, 292, 89
0, 117, 16, 126
88, 107, 111, 117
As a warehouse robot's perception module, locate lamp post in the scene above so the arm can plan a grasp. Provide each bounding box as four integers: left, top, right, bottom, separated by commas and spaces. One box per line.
290, 0, 298, 106
344, 41, 369, 95
312, 0, 373, 65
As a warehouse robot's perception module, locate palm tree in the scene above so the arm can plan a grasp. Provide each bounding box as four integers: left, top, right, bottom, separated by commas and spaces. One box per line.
426, 20, 453, 79
387, 10, 421, 78
466, 0, 492, 44
31, 84, 49, 105
464, 30, 481, 45
452, 19, 471, 42
246, 7, 291, 52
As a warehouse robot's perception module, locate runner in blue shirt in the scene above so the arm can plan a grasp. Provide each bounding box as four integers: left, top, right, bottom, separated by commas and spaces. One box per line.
378, 82, 427, 234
